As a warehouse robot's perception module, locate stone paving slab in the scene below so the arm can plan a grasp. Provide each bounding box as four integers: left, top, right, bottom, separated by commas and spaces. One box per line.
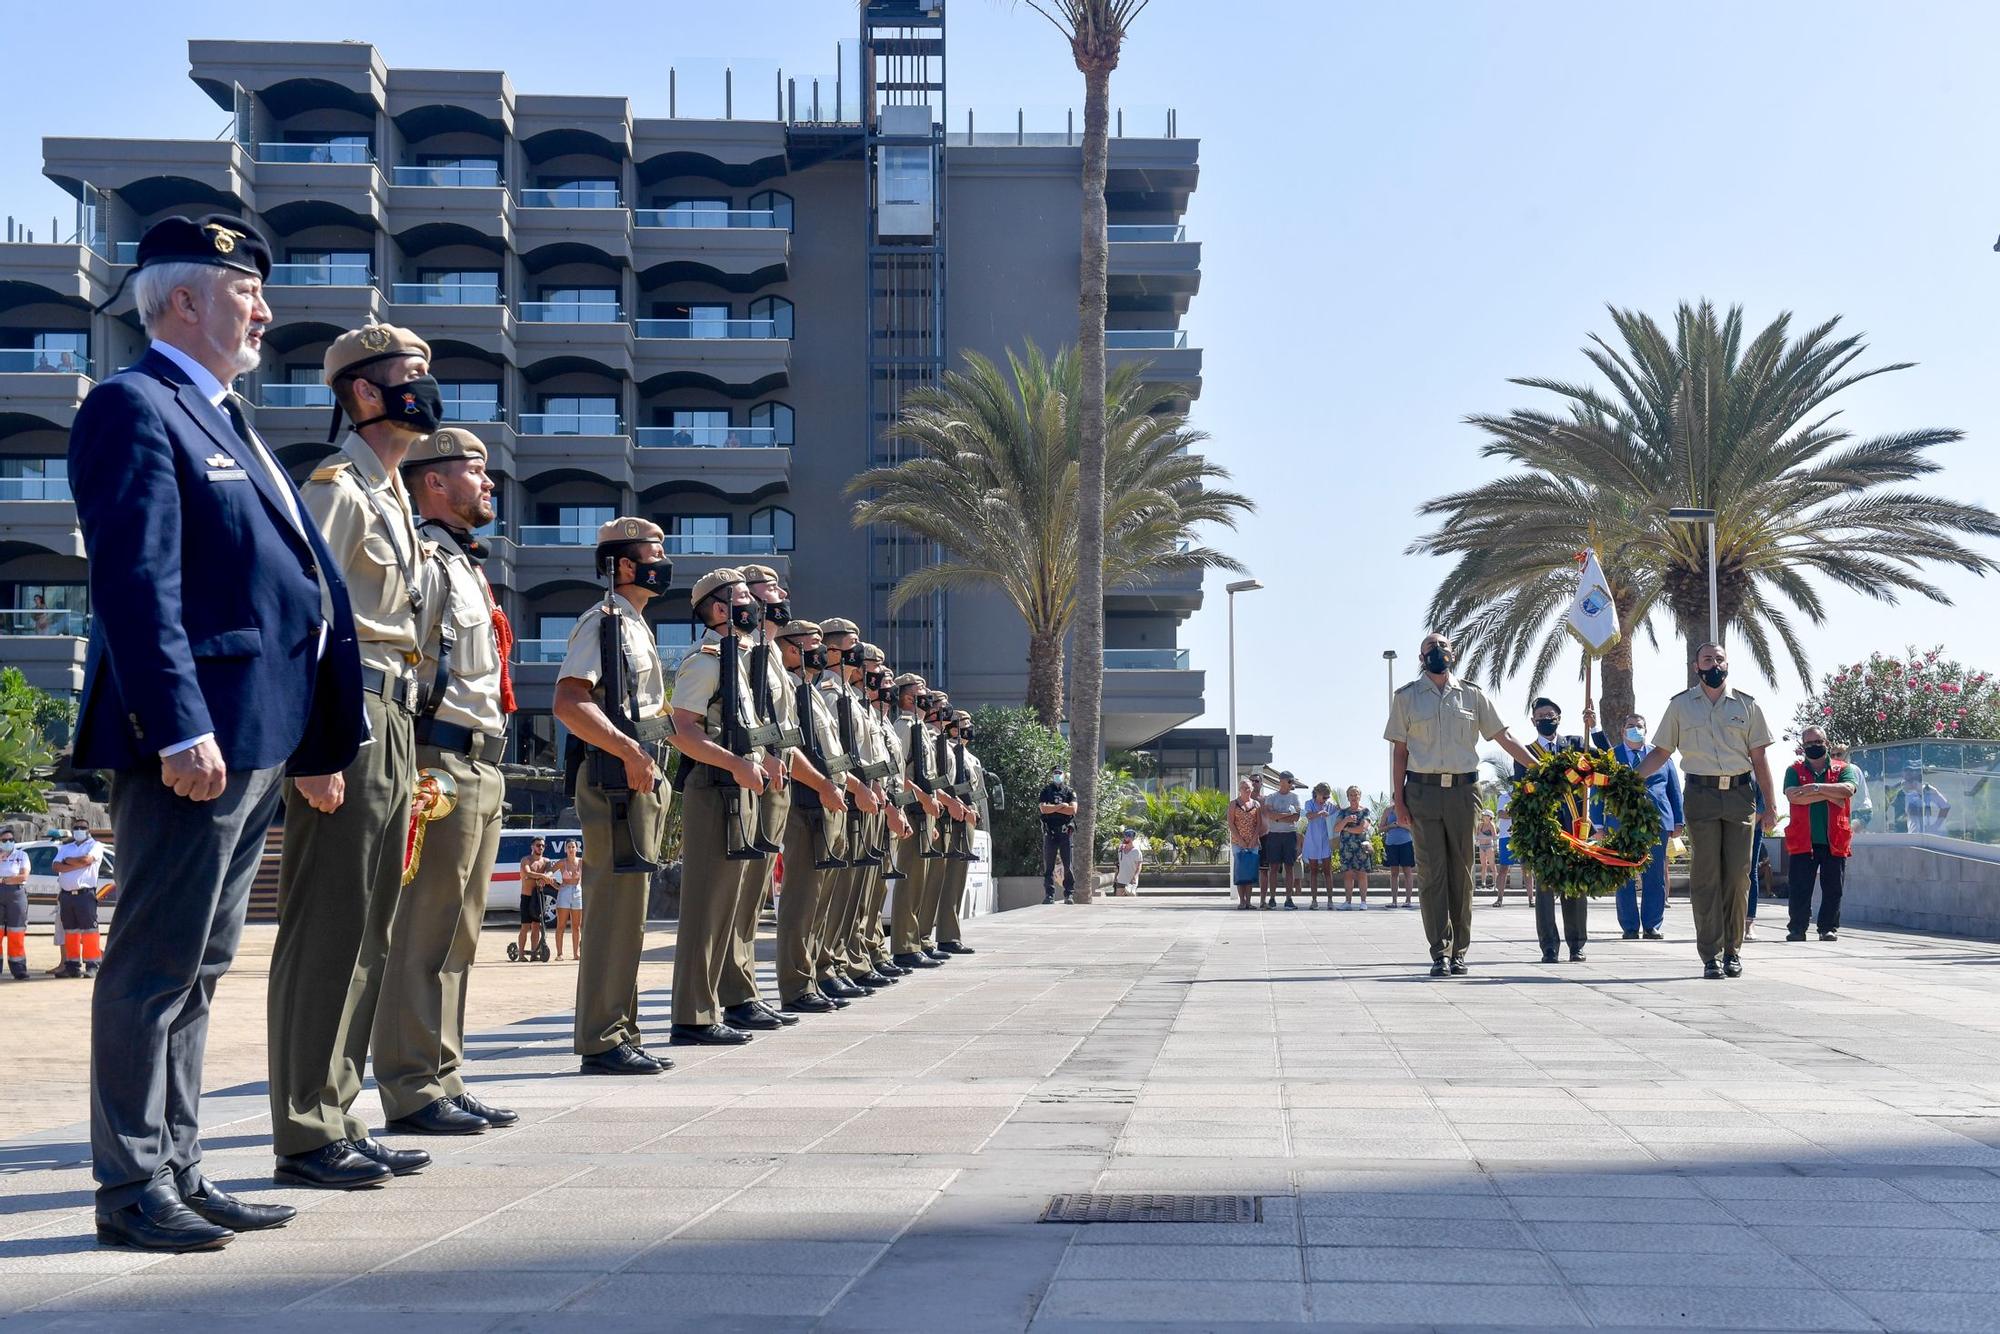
6, 895, 2000, 1330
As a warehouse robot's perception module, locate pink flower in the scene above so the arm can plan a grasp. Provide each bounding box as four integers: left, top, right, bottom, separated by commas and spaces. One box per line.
1943, 683, 1960, 695
1959, 707, 1969, 716
1876, 712, 1888, 723
1908, 678, 1921, 688
1822, 706, 1834, 716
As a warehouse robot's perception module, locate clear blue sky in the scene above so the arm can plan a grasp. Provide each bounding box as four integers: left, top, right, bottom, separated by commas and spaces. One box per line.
7, 1, 2000, 788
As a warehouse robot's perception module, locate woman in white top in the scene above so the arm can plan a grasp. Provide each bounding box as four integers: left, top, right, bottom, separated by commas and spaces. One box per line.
554, 840, 584, 961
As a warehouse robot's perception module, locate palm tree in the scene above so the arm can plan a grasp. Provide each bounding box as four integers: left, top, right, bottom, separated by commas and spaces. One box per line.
847, 341, 1249, 724
1018, 0, 1151, 902
1412, 301, 2000, 720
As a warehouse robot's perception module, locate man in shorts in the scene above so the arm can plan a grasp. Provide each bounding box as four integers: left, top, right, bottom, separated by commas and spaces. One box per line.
1259, 772, 1303, 910
517, 837, 553, 961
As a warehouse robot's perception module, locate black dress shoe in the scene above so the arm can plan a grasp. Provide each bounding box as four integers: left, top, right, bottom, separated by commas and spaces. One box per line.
814, 985, 852, 1009
1541, 951, 1559, 964
1449, 958, 1468, 975
1786, 931, 1807, 942
756, 1000, 802, 1026
924, 948, 952, 962
830, 975, 870, 997
893, 952, 942, 969
938, 940, 975, 955
723, 1003, 784, 1031
1622, 930, 1639, 940
784, 991, 835, 1014
875, 959, 910, 976
580, 1042, 667, 1075
672, 1021, 753, 1045
386, 1096, 489, 1135
179, 1179, 295, 1232
1703, 959, 1724, 979
274, 1141, 393, 1190
1820, 930, 1838, 941
453, 1092, 520, 1127
97, 1181, 233, 1251
351, 1136, 430, 1176
1723, 954, 1743, 978
1570, 948, 1586, 962
1429, 960, 1448, 978
1642, 929, 1664, 940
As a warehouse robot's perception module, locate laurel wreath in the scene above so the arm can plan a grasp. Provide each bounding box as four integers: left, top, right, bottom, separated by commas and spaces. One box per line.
1507, 748, 1663, 898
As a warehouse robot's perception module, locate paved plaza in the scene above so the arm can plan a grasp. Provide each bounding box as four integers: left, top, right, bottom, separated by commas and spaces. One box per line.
4, 894, 2000, 1331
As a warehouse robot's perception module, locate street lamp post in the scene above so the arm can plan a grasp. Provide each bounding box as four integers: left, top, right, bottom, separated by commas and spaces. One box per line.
1382, 649, 1398, 709
1668, 507, 1721, 645
1225, 578, 1263, 791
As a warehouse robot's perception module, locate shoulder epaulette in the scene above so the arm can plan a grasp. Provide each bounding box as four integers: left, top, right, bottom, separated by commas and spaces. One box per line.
308, 460, 352, 483
697, 643, 720, 656
1733, 688, 1756, 701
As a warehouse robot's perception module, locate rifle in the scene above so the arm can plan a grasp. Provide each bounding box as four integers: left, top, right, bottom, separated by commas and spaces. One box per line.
718, 629, 768, 861
795, 674, 851, 870
836, 687, 881, 867
744, 621, 787, 854
907, 713, 941, 860
950, 736, 976, 860
590, 606, 665, 875
935, 725, 970, 860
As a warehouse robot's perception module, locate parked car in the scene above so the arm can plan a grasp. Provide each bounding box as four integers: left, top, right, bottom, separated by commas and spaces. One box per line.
486, 828, 583, 917
17, 840, 119, 925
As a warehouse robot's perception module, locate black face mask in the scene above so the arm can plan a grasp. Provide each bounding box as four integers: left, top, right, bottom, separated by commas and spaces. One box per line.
1421, 646, 1450, 674
1803, 744, 1827, 761
627, 557, 673, 594
1700, 665, 1727, 688
355, 373, 444, 433
877, 683, 896, 703
1534, 718, 1559, 737
730, 601, 761, 633
801, 645, 828, 670
962, 728, 975, 742
762, 597, 792, 624
916, 693, 934, 711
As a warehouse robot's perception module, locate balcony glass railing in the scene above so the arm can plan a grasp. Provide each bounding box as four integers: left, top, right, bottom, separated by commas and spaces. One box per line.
633, 208, 781, 229
391, 283, 504, 306
1846, 740, 2000, 849
442, 400, 506, 424
517, 525, 601, 547
514, 638, 569, 664
392, 164, 502, 188
260, 384, 335, 408
635, 318, 779, 340
0, 478, 73, 501
1104, 648, 1191, 670
518, 413, 622, 436
0, 608, 89, 637
1107, 224, 1187, 242
634, 425, 779, 449
112, 241, 139, 263
518, 301, 624, 323
518, 187, 623, 209
259, 142, 374, 165
0, 349, 91, 374
1105, 330, 1189, 350
660, 534, 777, 557
266, 261, 374, 287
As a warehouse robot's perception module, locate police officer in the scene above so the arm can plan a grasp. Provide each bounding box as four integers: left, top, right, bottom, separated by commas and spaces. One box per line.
933, 710, 986, 955
890, 674, 946, 969
1385, 631, 1536, 977
53, 820, 105, 977
553, 517, 676, 1074
372, 428, 520, 1128
269, 322, 441, 1189
1, 828, 31, 981
1038, 767, 1078, 904
1637, 642, 1778, 979
666, 569, 776, 1045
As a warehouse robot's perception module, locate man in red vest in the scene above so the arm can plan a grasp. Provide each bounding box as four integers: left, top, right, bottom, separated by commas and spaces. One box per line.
1781, 725, 1860, 942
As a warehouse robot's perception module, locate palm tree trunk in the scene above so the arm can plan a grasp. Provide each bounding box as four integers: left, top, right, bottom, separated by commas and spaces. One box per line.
1599, 591, 1638, 734
1026, 627, 1066, 728
1067, 60, 1112, 905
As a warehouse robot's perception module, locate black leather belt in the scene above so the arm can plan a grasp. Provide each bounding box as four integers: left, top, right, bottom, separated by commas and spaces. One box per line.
361, 665, 421, 714
416, 717, 508, 764
1688, 772, 1754, 790
1406, 770, 1478, 787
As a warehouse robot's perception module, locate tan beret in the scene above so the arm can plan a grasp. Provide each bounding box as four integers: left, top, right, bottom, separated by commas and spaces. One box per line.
323, 323, 431, 384
857, 642, 885, 663
739, 563, 782, 585
774, 619, 822, 640
595, 516, 664, 545
820, 617, 860, 638
953, 710, 972, 724
893, 672, 928, 689
399, 427, 486, 470
691, 566, 748, 605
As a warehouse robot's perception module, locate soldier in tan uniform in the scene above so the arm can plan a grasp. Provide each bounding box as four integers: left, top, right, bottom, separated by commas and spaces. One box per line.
915, 691, 970, 955
1637, 642, 1778, 979
666, 569, 777, 1045
890, 673, 947, 970
804, 620, 872, 1000
1384, 630, 1535, 978
373, 429, 520, 1130
269, 323, 442, 1188
933, 709, 986, 954
834, 643, 910, 987
552, 517, 676, 1075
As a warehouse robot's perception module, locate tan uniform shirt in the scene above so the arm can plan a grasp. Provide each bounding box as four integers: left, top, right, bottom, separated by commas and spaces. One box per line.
416, 521, 505, 735
876, 708, 907, 802
753, 634, 800, 749
1383, 675, 1505, 774
1652, 685, 1773, 776
668, 626, 761, 747
561, 592, 667, 721
820, 674, 879, 775
966, 750, 990, 822
301, 433, 427, 676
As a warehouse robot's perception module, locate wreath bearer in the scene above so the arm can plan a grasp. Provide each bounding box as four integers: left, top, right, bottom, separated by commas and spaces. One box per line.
1516, 697, 1592, 964
1386, 631, 1536, 977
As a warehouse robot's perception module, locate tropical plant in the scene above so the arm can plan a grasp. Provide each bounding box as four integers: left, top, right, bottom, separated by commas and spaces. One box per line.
0, 668, 65, 812
1092, 765, 1142, 860
969, 705, 1069, 877
1125, 786, 1228, 863
1412, 302, 2000, 721
848, 342, 1248, 724
1792, 646, 2000, 746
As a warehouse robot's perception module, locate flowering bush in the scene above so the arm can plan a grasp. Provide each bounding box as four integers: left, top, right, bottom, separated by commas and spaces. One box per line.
1790, 646, 2000, 745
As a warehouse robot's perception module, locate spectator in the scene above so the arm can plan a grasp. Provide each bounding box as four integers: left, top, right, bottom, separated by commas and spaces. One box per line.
1300, 783, 1336, 909
1335, 785, 1373, 910
1378, 800, 1416, 908
1494, 788, 1524, 905
1474, 809, 1498, 900
1784, 728, 1858, 942
1227, 779, 1262, 911
1113, 829, 1143, 897
53, 821, 106, 978
1832, 744, 1871, 828
1892, 766, 1950, 834
1614, 711, 1683, 941
554, 839, 583, 961
518, 837, 553, 961
31, 594, 54, 635
1259, 771, 1303, 910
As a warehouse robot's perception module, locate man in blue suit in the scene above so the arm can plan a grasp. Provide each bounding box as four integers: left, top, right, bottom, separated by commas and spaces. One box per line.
69, 215, 364, 1251
1614, 711, 1683, 940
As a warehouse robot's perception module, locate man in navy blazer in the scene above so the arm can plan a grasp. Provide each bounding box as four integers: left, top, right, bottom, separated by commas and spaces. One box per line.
1614, 710, 1684, 940
69, 215, 363, 1252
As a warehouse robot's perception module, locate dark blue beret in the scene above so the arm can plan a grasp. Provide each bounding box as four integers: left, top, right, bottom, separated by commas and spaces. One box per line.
133, 213, 272, 281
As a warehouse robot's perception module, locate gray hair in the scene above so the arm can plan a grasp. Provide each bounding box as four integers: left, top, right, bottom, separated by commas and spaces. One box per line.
132, 261, 223, 337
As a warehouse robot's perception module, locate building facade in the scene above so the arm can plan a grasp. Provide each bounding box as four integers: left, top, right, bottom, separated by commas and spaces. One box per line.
0, 16, 1204, 762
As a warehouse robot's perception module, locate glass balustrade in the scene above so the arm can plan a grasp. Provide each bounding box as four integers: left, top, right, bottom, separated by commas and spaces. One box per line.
634, 318, 779, 340
516, 525, 603, 547
390, 282, 503, 306
0, 608, 89, 636
633, 208, 781, 229
513, 638, 570, 664
659, 534, 778, 556
0, 477, 73, 501
1105, 330, 1189, 350
518, 301, 624, 323
517, 413, 622, 436
1846, 740, 2000, 849
1107, 224, 1187, 242
518, 186, 622, 209
258, 142, 373, 165
259, 384, 335, 408
1103, 648, 1191, 670
0, 349, 91, 374
392, 164, 502, 188
265, 261, 373, 287
634, 425, 779, 448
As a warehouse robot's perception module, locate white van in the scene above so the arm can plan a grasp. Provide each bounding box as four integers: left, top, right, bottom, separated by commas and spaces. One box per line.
486, 828, 583, 916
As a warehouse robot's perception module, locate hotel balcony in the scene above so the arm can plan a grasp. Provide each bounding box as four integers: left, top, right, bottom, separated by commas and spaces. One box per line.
1101, 647, 1205, 751
633, 425, 790, 502
260, 260, 382, 327
633, 318, 789, 394
252, 142, 387, 230
1108, 223, 1200, 317
43, 137, 253, 214
515, 302, 633, 379
0, 240, 110, 308
0, 609, 90, 696
513, 413, 633, 489
632, 208, 789, 289
0, 480, 82, 558
1105, 328, 1202, 399
0, 350, 94, 432
386, 163, 513, 248
384, 282, 514, 360
514, 187, 633, 268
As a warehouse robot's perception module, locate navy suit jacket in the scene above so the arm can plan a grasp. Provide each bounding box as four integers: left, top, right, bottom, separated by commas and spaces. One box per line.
68, 348, 364, 776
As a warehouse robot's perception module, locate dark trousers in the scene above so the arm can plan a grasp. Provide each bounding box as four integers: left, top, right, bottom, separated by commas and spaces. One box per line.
59, 887, 101, 931
1535, 890, 1590, 956
1042, 828, 1074, 897
1787, 845, 1847, 935
92, 762, 284, 1210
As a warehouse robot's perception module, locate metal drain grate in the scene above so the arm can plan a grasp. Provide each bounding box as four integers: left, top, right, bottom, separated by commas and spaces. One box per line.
1041, 1193, 1263, 1224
